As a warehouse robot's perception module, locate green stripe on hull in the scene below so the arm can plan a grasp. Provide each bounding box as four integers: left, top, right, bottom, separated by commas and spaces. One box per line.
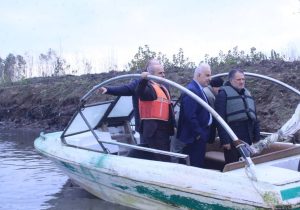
135, 185, 232, 210
60, 161, 79, 173
281, 186, 300, 201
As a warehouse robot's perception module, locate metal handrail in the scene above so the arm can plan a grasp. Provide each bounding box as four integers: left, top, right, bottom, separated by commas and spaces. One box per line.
63, 72, 300, 180
82, 74, 241, 141
64, 75, 192, 165
213, 72, 300, 97
95, 138, 190, 163
77, 74, 258, 179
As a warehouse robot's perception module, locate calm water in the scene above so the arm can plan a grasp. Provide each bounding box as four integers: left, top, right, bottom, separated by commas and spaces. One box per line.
0, 128, 133, 210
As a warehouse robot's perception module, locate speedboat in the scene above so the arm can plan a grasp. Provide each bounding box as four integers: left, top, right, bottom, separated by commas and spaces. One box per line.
34, 73, 300, 209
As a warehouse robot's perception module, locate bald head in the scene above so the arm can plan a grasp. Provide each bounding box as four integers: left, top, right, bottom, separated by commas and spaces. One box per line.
146, 59, 162, 74
145, 58, 165, 78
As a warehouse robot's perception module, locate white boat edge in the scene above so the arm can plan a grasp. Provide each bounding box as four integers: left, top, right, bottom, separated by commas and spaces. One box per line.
35, 131, 300, 210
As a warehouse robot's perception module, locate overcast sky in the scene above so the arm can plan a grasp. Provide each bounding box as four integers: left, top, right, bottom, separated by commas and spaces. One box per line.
0, 0, 300, 71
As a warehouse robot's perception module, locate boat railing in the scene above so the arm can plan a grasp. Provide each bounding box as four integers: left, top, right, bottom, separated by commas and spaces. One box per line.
213, 72, 300, 96
62, 132, 191, 165
71, 74, 258, 179
61, 93, 191, 165
59, 72, 300, 182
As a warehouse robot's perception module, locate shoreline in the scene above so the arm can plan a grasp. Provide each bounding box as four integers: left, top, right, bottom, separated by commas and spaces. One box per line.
0, 120, 61, 133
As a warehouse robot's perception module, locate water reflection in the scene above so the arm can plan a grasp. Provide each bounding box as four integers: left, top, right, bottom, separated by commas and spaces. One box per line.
0, 129, 133, 210
0, 129, 67, 210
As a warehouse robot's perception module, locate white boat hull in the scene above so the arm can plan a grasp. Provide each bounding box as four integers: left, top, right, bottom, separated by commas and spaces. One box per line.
35, 132, 300, 210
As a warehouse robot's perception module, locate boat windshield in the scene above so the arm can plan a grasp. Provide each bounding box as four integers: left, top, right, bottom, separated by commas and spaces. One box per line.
62, 96, 133, 137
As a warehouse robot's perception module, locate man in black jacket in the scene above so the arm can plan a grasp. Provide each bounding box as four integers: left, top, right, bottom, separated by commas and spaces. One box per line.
136, 60, 175, 162
215, 69, 260, 164
99, 59, 161, 145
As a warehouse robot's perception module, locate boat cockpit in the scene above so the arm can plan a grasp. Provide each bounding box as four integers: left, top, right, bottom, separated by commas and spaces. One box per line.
61, 95, 300, 172
62, 96, 136, 153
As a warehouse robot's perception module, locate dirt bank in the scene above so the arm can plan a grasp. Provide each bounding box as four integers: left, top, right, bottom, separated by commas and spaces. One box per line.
0, 60, 299, 136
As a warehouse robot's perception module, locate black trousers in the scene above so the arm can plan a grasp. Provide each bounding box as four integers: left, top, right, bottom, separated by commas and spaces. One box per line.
224, 146, 241, 164
182, 138, 207, 168
143, 129, 171, 162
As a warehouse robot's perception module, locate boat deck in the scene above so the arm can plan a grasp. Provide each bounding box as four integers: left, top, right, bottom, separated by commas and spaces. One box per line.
205, 140, 300, 172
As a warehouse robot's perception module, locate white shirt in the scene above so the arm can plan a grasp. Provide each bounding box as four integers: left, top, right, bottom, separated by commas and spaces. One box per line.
193, 79, 212, 126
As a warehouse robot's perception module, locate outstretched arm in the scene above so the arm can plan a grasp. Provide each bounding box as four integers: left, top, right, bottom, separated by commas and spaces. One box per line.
104, 79, 140, 96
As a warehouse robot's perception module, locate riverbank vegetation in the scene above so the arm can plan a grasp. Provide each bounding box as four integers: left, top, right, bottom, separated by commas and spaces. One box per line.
0, 45, 298, 84
0, 45, 299, 135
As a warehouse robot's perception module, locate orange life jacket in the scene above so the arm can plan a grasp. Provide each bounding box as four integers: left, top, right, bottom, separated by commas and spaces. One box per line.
139, 82, 171, 121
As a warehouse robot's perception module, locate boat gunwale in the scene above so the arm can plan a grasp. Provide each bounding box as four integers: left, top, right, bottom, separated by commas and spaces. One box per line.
223, 144, 300, 172
34, 136, 269, 209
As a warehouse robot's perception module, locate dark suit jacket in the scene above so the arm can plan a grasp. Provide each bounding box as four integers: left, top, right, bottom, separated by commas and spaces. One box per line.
177, 80, 211, 144
106, 79, 141, 131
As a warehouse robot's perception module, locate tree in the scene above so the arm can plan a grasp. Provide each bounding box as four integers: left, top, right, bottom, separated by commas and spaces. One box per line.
3, 54, 16, 82
127, 45, 156, 72
24, 52, 34, 78
224, 49, 237, 64
53, 57, 68, 76
39, 49, 55, 76
38, 49, 68, 76
157, 52, 171, 69
172, 48, 195, 69
15, 55, 26, 80
0, 57, 4, 82
82, 59, 92, 74
0, 54, 28, 83
218, 50, 225, 64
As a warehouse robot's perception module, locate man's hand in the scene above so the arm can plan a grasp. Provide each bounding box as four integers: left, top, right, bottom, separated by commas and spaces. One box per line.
141, 72, 150, 79
232, 139, 245, 147
233, 139, 254, 157
98, 87, 107, 94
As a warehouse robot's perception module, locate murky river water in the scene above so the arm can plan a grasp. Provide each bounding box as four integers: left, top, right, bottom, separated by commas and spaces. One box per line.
0, 128, 133, 210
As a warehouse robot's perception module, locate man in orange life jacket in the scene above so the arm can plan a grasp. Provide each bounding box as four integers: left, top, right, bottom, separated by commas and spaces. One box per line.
136, 59, 175, 162
98, 60, 163, 146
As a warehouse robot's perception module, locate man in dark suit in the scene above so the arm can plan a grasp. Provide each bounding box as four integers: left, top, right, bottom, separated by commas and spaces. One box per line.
136, 60, 175, 162
177, 63, 213, 167
177, 63, 212, 167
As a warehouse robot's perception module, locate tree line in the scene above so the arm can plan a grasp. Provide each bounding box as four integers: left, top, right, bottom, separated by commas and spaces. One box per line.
0, 49, 93, 84
126, 45, 290, 72
0, 45, 297, 84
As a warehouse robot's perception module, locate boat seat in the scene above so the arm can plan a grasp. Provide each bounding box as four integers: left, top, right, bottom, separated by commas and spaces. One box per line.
111, 134, 133, 141
105, 121, 137, 145
205, 151, 225, 163
204, 140, 225, 170
223, 143, 300, 172
204, 142, 293, 167
204, 151, 225, 171
65, 130, 120, 154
